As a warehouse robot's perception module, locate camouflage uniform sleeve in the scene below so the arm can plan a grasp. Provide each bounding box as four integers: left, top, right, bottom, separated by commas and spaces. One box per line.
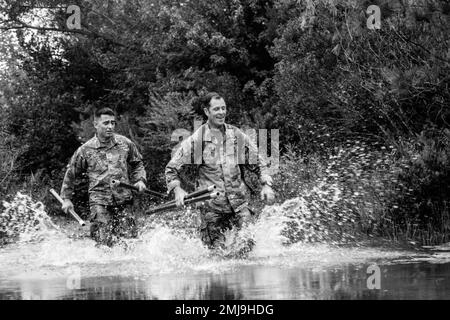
165, 136, 194, 193
241, 130, 273, 186
60, 148, 87, 200
128, 141, 147, 184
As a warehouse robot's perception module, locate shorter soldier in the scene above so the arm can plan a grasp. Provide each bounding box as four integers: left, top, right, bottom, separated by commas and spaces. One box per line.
60, 108, 147, 246
165, 92, 275, 249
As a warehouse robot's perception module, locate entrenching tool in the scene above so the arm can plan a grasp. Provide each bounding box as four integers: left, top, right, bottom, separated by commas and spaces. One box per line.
183, 185, 217, 200
162, 185, 217, 206
146, 186, 218, 215
49, 188, 86, 226
111, 180, 168, 199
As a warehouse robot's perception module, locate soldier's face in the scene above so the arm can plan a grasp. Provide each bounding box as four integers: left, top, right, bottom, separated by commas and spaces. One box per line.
94, 114, 116, 140
204, 98, 226, 129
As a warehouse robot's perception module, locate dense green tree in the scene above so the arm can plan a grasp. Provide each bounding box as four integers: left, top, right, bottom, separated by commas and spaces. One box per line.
0, 0, 448, 243
0, 0, 281, 186
269, 0, 449, 153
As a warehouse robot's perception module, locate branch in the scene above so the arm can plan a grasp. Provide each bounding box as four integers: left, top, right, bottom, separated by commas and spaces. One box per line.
88, 9, 119, 27
391, 28, 450, 64
1, 23, 88, 36
0, 19, 128, 48
344, 9, 353, 42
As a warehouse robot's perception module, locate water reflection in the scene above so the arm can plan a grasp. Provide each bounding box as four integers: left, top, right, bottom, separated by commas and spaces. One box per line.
1, 262, 449, 300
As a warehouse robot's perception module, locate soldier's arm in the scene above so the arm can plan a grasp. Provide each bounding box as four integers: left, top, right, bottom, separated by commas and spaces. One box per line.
241, 130, 273, 186
165, 136, 194, 193
128, 141, 147, 184
60, 148, 87, 201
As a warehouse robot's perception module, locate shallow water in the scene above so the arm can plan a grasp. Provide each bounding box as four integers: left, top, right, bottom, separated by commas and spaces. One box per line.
1, 253, 450, 300
1, 194, 450, 300
1, 225, 449, 300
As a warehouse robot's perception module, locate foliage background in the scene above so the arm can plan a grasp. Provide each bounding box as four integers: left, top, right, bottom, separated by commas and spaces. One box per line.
1, 0, 449, 244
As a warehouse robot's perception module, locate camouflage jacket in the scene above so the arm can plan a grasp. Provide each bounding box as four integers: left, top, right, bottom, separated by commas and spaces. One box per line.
61, 134, 147, 206
165, 123, 272, 212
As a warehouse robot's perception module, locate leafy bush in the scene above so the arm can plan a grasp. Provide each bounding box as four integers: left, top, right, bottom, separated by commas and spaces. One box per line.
269, 0, 450, 151
388, 127, 450, 244
1, 0, 449, 244
273, 126, 450, 245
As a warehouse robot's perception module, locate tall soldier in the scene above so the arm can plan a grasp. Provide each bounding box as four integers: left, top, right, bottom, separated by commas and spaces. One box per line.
165, 92, 275, 249
60, 108, 147, 246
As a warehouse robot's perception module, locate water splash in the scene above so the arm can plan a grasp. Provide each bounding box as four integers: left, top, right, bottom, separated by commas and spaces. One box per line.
1, 192, 62, 244
0, 191, 430, 283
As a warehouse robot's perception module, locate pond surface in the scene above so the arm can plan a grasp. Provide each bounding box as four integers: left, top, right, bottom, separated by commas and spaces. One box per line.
1, 226, 449, 300
2, 194, 450, 300
1, 261, 450, 300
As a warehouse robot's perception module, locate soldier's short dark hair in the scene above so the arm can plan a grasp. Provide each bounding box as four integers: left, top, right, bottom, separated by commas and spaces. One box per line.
94, 107, 116, 119
200, 92, 224, 110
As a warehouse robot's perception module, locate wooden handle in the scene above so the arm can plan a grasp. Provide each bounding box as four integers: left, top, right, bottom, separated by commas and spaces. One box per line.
49, 188, 86, 226
184, 185, 217, 200
111, 180, 168, 199
146, 191, 219, 215
162, 185, 218, 208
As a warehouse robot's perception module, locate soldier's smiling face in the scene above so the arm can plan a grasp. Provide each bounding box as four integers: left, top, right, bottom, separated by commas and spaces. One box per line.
94, 114, 116, 140
204, 97, 226, 129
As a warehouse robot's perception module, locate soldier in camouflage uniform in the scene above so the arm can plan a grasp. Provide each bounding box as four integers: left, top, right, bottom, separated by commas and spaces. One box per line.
60, 108, 147, 246
165, 92, 275, 249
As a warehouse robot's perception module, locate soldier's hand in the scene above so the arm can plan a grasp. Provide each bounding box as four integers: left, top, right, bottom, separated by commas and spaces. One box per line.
134, 181, 147, 193
174, 186, 188, 207
260, 185, 275, 204
61, 199, 74, 214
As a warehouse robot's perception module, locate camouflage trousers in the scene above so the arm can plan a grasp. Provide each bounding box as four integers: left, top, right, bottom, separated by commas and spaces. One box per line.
199, 203, 253, 249
89, 201, 138, 247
